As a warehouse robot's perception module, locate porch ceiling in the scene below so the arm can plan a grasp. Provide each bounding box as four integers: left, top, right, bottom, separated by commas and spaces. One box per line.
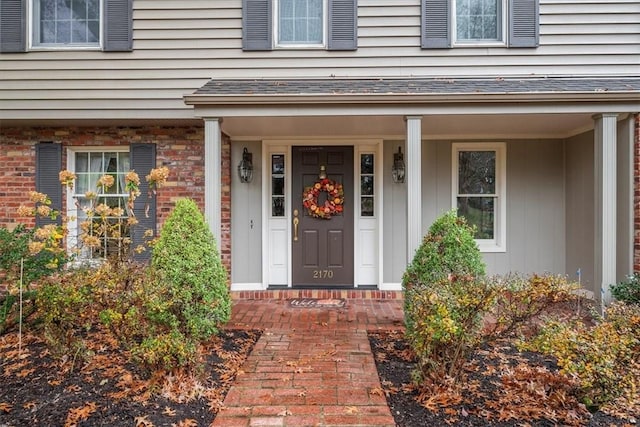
220, 113, 598, 140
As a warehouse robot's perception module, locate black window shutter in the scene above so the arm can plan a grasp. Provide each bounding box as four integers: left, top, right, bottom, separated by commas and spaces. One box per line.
0, 0, 26, 53
35, 143, 62, 228
104, 0, 133, 52
242, 0, 272, 51
509, 0, 539, 47
328, 0, 357, 51
129, 143, 156, 262
421, 0, 450, 49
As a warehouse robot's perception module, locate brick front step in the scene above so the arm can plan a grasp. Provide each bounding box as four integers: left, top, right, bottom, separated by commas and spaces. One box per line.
230, 289, 403, 300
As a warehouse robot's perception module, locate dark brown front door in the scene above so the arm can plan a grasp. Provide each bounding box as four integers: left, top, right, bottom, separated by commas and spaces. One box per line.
292, 146, 354, 287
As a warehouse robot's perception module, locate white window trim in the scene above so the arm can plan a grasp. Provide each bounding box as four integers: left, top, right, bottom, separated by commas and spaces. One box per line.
65, 146, 129, 257
452, 0, 507, 47
273, 0, 327, 49
452, 142, 506, 253
29, 0, 103, 51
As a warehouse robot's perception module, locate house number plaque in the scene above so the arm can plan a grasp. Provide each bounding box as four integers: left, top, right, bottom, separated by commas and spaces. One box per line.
313, 270, 334, 279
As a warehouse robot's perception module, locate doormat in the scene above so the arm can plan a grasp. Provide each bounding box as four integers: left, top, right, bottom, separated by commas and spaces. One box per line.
288, 298, 346, 308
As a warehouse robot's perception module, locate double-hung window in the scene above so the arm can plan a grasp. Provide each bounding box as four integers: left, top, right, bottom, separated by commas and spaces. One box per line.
277, 0, 325, 47
452, 143, 506, 252
32, 0, 101, 48
454, 0, 505, 45
421, 0, 539, 49
70, 150, 131, 260
242, 0, 357, 51
0, 0, 131, 53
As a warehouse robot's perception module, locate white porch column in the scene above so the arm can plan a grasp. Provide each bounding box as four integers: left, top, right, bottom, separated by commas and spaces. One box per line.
204, 118, 222, 251
594, 113, 618, 307
406, 116, 422, 262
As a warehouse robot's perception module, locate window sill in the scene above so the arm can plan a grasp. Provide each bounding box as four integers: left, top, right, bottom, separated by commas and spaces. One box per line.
477, 241, 507, 253
452, 41, 506, 48
30, 45, 102, 51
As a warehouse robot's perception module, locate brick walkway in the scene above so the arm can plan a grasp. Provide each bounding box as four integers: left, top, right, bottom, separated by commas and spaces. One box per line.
213, 298, 405, 427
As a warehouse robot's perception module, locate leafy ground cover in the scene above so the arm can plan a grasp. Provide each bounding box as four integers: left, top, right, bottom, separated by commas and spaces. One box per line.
369, 329, 639, 427
0, 327, 260, 427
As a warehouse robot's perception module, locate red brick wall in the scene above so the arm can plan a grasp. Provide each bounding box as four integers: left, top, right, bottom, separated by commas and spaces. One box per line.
634, 114, 640, 273
0, 126, 232, 275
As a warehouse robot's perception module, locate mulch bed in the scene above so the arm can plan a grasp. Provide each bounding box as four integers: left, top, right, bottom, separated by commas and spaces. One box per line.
0, 328, 260, 427
369, 330, 638, 427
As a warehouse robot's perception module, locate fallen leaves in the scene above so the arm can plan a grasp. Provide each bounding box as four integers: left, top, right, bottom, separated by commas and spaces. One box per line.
64, 401, 97, 427
0, 329, 261, 426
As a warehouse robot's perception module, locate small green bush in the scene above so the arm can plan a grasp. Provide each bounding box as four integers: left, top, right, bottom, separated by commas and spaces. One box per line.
402, 210, 489, 381
1, 225, 68, 334
611, 273, 640, 305
146, 198, 231, 368
522, 302, 640, 410
37, 268, 96, 359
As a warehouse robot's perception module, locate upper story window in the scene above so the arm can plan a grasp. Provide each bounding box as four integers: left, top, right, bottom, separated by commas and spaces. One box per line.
422, 0, 539, 49
33, 0, 101, 48
452, 142, 506, 252
277, 0, 324, 47
0, 0, 131, 53
454, 0, 505, 44
242, 0, 356, 51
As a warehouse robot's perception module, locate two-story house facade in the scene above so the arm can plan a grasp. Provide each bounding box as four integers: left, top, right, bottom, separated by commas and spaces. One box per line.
1, 0, 639, 305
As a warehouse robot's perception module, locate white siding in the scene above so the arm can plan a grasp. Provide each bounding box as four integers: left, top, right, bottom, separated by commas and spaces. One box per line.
1, 0, 639, 119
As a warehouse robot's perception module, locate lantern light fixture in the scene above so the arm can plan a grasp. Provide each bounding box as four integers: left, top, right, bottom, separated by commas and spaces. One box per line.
238, 147, 253, 183
392, 146, 406, 183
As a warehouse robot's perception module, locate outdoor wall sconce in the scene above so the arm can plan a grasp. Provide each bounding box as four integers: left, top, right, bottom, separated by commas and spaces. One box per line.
238, 147, 253, 183
392, 146, 406, 183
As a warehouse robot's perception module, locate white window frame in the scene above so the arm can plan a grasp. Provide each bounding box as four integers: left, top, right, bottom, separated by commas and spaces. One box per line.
29, 0, 103, 50
273, 0, 327, 49
452, 142, 506, 253
65, 147, 130, 259
452, 0, 507, 47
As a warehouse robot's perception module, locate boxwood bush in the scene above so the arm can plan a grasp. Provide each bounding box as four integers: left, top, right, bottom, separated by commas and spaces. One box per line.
151, 198, 231, 342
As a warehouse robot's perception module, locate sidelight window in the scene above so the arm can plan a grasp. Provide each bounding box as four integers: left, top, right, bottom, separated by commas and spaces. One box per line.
271, 154, 286, 217
360, 153, 374, 217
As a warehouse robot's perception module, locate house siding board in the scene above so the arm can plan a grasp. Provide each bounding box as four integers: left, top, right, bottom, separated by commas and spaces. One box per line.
230, 141, 262, 284
1, 0, 639, 118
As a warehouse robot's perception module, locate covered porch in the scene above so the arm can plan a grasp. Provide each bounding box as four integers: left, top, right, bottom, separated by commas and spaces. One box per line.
184, 77, 640, 306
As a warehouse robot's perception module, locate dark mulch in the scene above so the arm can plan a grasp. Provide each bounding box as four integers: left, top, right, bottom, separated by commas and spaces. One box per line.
0, 328, 260, 427
369, 330, 637, 427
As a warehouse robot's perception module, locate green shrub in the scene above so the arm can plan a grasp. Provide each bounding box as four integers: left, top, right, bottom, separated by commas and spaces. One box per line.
522, 302, 640, 410
611, 273, 640, 305
0, 225, 68, 334
402, 210, 489, 381
402, 211, 583, 384
484, 274, 581, 340
37, 268, 96, 359
136, 198, 231, 369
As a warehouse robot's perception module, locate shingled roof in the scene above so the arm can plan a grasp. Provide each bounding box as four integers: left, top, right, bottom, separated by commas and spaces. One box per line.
194, 77, 640, 96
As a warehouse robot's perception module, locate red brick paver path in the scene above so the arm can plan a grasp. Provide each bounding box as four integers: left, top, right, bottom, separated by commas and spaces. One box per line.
213, 298, 404, 427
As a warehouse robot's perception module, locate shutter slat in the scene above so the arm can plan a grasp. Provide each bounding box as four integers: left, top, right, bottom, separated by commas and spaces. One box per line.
509, 0, 539, 47
328, 0, 357, 51
243, 0, 272, 51
35, 143, 62, 228
0, 0, 26, 53
129, 143, 156, 262
104, 0, 132, 52
422, 0, 450, 49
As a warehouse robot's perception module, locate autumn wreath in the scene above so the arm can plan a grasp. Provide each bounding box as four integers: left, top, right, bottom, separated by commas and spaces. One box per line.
302, 178, 344, 219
